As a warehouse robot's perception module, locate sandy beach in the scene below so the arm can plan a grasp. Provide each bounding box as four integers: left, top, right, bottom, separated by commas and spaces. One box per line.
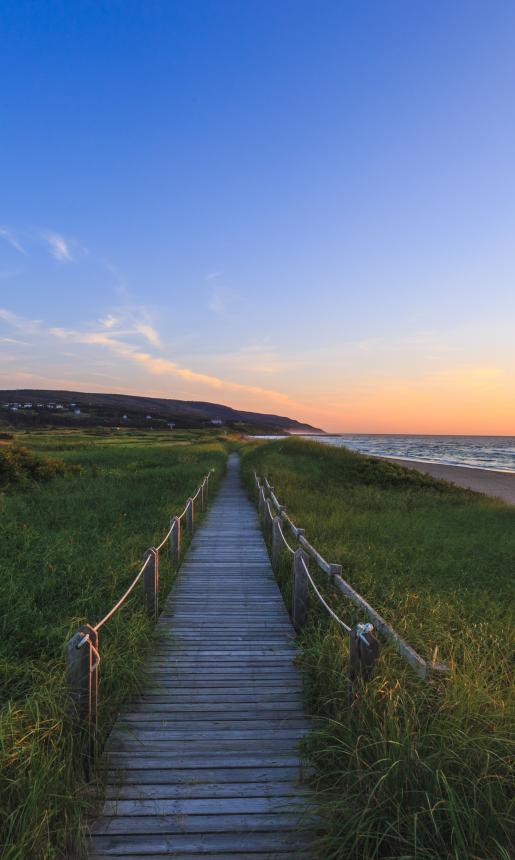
382, 458, 515, 505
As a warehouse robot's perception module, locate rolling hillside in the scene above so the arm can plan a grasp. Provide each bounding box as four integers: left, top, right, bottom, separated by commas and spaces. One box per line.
0, 389, 323, 434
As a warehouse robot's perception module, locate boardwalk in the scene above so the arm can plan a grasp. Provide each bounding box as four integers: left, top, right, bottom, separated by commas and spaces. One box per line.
90, 453, 313, 858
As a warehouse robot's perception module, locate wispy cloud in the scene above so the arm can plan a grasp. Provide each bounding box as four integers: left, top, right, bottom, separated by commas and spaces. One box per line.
49, 321, 295, 406
99, 314, 120, 329
0, 227, 26, 254
98, 309, 161, 346
43, 232, 73, 262
0, 336, 27, 345
0, 307, 42, 333
206, 271, 222, 281
134, 322, 161, 347
1, 303, 303, 411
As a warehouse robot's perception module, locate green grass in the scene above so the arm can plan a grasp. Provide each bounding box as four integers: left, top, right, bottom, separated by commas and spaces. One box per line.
0, 429, 228, 859
241, 438, 514, 860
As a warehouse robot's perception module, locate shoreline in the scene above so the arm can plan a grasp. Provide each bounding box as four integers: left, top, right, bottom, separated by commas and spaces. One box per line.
380, 457, 515, 505
381, 454, 515, 476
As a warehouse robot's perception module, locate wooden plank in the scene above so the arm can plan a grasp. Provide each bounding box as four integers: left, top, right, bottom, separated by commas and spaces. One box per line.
90, 830, 311, 855
104, 766, 306, 785
104, 782, 310, 799
104, 753, 304, 768
91, 812, 309, 834
99, 795, 308, 816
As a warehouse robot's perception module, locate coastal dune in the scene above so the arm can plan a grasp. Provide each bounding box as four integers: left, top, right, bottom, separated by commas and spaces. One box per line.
382, 458, 515, 505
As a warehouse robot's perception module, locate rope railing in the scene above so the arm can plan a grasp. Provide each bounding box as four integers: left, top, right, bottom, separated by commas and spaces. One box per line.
277, 519, 295, 554
87, 554, 153, 639
66, 468, 215, 763
155, 519, 176, 553
301, 556, 351, 633
255, 472, 449, 681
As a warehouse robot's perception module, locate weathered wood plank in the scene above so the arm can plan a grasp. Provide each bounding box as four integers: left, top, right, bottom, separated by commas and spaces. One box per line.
91, 812, 309, 834
104, 781, 310, 799
89, 830, 311, 856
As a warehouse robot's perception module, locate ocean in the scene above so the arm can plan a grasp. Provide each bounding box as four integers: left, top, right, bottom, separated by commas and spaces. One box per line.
307, 435, 515, 473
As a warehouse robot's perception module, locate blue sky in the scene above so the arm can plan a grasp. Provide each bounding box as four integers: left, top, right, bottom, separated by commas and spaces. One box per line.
1, 0, 514, 432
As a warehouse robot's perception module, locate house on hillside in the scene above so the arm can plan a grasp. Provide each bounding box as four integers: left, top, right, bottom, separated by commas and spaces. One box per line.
210, 418, 223, 425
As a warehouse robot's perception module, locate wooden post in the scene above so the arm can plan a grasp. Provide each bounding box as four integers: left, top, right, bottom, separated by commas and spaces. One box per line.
66, 623, 99, 768
200, 481, 205, 512
271, 516, 282, 569
143, 547, 159, 622
186, 497, 194, 535
292, 549, 309, 633
169, 515, 180, 563
348, 623, 380, 684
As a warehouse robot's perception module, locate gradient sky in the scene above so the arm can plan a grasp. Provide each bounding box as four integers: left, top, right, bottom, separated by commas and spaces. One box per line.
1, 0, 514, 433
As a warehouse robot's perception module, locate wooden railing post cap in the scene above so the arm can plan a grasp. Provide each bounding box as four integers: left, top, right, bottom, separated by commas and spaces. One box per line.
67, 622, 95, 651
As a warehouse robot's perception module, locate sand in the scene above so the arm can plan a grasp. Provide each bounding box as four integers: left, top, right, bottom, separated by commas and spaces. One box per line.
381, 458, 515, 506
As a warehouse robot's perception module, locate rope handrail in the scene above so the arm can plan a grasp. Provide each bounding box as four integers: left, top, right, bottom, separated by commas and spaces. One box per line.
177, 504, 190, 521
77, 554, 152, 647
256, 472, 449, 679
77, 471, 211, 642
155, 518, 176, 552
301, 557, 351, 633
277, 519, 295, 554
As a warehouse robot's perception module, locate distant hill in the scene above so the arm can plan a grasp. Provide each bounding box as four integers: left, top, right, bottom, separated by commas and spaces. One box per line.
0, 389, 324, 434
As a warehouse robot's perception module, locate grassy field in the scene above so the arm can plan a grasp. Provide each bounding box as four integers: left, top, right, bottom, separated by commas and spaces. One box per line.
0, 429, 228, 859
241, 438, 514, 860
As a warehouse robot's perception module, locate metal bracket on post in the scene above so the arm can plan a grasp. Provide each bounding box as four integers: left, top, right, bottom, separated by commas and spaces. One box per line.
66, 623, 99, 771
292, 549, 309, 633
348, 622, 380, 684
143, 547, 159, 622
170, 515, 180, 563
